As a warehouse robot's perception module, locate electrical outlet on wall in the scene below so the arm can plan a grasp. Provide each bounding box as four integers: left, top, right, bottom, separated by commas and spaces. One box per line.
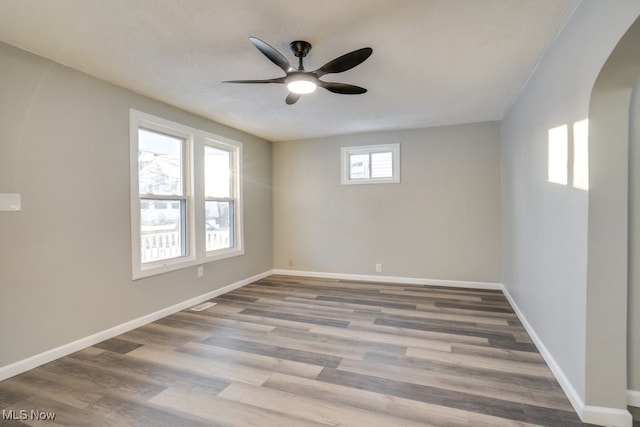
375, 263, 382, 273
288, 258, 294, 267
197, 266, 204, 278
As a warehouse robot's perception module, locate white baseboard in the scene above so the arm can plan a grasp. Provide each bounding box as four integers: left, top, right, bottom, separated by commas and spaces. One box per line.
500, 286, 586, 417
271, 268, 503, 290
582, 406, 633, 427
502, 286, 633, 427
629, 389, 640, 407
0, 270, 271, 382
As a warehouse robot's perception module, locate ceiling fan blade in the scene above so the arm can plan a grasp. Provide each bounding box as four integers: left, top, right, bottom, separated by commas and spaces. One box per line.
249, 37, 293, 73
314, 47, 373, 77
223, 77, 285, 84
286, 93, 301, 105
319, 81, 367, 94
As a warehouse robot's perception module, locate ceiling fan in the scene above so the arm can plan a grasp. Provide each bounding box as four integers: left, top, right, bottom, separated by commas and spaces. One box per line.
224, 37, 373, 105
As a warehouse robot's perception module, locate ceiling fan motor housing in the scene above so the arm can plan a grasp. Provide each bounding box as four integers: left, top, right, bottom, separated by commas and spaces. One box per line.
290, 40, 312, 58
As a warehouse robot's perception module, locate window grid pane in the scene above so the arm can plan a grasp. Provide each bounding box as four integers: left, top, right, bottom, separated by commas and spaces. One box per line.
138, 128, 184, 196
205, 146, 231, 198
140, 198, 186, 263
205, 200, 234, 251
349, 153, 370, 180
371, 151, 393, 178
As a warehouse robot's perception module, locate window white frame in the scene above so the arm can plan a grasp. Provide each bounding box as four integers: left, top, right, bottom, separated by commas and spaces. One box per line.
130, 110, 243, 279
341, 143, 400, 185
201, 133, 243, 262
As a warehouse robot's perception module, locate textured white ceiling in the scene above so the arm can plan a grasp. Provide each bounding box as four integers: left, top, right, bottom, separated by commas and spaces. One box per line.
0, 0, 579, 141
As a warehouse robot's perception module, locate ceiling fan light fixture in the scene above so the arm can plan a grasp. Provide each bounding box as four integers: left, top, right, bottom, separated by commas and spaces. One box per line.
285, 73, 317, 94
225, 37, 372, 104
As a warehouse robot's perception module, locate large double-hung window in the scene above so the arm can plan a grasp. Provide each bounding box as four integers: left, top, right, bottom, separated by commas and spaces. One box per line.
130, 110, 243, 279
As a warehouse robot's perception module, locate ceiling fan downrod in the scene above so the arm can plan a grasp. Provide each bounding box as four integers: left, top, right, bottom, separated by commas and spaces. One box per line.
289, 40, 312, 70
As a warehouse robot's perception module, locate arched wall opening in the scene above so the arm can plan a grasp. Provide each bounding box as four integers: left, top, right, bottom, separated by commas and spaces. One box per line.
585, 14, 640, 426
628, 64, 640, 405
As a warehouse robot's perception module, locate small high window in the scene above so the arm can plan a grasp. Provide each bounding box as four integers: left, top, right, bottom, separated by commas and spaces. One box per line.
341, 143, 400, 185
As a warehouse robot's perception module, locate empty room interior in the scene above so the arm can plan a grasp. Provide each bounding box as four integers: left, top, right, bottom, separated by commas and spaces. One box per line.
1, 1, 640, 426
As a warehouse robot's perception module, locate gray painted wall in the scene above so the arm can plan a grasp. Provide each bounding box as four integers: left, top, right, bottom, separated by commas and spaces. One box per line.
501, 0, 640, 410
273, 122, 502, 283
0, 42, 273, 367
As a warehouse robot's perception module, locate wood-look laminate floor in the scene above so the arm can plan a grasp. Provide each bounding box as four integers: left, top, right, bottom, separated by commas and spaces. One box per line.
0, 275, 635, 426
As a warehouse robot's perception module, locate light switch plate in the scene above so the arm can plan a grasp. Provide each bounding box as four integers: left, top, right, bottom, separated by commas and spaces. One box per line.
0, 194, 21, 211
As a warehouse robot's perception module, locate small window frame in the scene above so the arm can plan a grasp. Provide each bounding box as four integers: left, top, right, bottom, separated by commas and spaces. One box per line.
341, 143, 401, 185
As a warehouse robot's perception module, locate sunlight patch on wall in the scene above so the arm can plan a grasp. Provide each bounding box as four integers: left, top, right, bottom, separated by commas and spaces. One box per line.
548, 124, 568, 185
573, 119, 589, 191
547, 120, 589, 191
